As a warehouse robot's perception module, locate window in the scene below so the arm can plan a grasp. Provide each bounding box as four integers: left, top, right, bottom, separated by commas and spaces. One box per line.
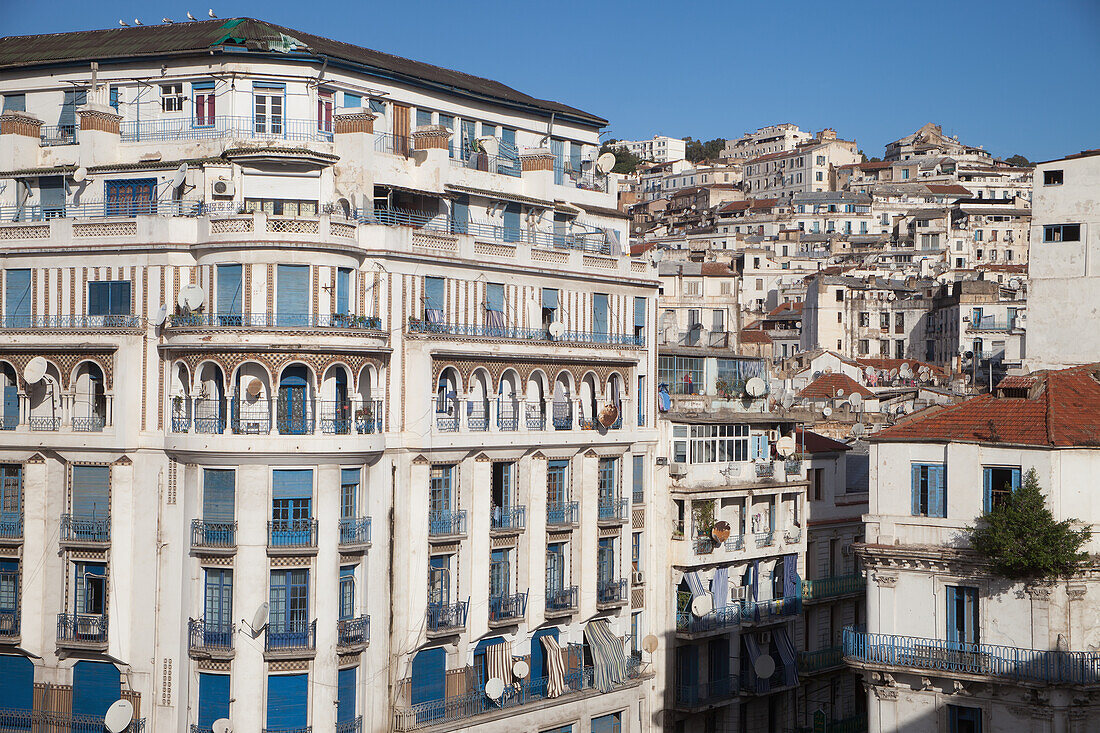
597, 537, 615, 584
591, 712, 622, 733
243, 199, 318, 217
542, 726, 573, 733
105, 178, 156, 216
343, 93, 361, 108
634, 297, 646, 341
428, 555, 451, 605
974, 230, 983, 242
631, 532, 642, 572
424, 276, 445, 320
4, 269, 31, 328
202, 468, 235, 526
341, 468, 359, 520
983, 466, 1020, 512
880, 312, 890, 329
837, 312, 842, 324
1043, 224, 1081, 242
858, 339, 869, 355
858, 312, 869, 327
317, 89, 334, 133
546, 542, 567, 593
712, 309, 724, 333
429, 465, 454, 513
74, 562, 107, 615
946, 586, 979, 645
1043, 170, 1063, 186
895, 340, 905, 358
835, 289, 844, 302
269, 569, 309, 632
948, 705, 982, 733
901, 169, 910, 180
1, 93, 25, 113
216, 264, 242, 323
815, 155, 825, 165
911, 463, 946, 517
204, 568, 233, 633
659, 356, 704, 395
253, 85, 284, 135
271, 469, 313, 544
339, 566, 355, 620
632, 455, 645, 504
193, 82, 215, 127
683, 280, 701, 296
71, 465, 110, 522
160, 83, 184, 112
592, 293, 609, 337
815, 171, 824, 182
674, 424, 750, 464
895, 312, 905, 333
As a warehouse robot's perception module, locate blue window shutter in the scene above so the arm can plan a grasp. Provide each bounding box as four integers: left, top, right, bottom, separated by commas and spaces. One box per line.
203, 469, 235, 522
337, 666, 356, 722
486, 283, 504, 312
5, 270, 30, 326
72, 661, 121, 717
416, 109, 432, 128
451, 195, 469, 235
266, 673, 308, 730
411, 647, 446, 704
530, 627, 558, 679
272, 469, 313, 500
343, 93, 361, 108
0, 654, 34, 711
570, 142, 582, 174
634, 297, 646, 329
503, 202, 520, 243
946, 586, 958, 644
931, 465, 946, 518
1011, 468, 1021, 492
71, 465, 109, 519
550, 139, 565, 184
982, 468, 992, 513
40, 176, 66, 213
424, 277, 445, 312
368, 99, 385, 115
542, 288, 558, 311
911, 464, 921, 516
198, 673, 230, 728
276, 265, 309, 325
60, 90, 82, 127
217, 264, 242, 316
336, 268, 351, 315
593, 293, 609, 336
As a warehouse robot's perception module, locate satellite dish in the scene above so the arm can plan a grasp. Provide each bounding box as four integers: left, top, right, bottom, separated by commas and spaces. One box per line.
245, 377, 263, 399
178, 284, 205, 312
889, 368, 898, 378
849, 393, 863, 409
548, 321, 566, 339
212, 720, 233, 733
642, 634, 659, 654
781, 393, 794, 410
835, 388, 845, 398
776, 436, 796, 457
598, 404, 619, 427
691, 595, 713, 617
864, 366, 875, 378
152, 304, 168, 326
596, 152, 617, 174
484, 678, 505, 700
852, 422, 866, 437
23, 357, 47, 385
753, 654, 776, 679
512, 660, 530, 679
745, 377, 767, 397
250, 602, 269, 637
822, 407, 833, 417
104, 700, 134, 733
171, 163, 188, 189
72, 166, 88, 183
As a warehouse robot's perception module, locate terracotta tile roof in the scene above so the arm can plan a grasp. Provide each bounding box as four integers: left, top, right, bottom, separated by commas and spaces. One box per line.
797, 373, 873, 400
996, 375, 1038, 390
630, 242, 655, 256
796, 428, 851, 454
925, 183, 972, 195
768, 301, 803, 317
719, 200, 751, 213
740, 330, 773, 344
700, 262, 738, 277
873, 364, 1100, 447
750, 198, 780, 210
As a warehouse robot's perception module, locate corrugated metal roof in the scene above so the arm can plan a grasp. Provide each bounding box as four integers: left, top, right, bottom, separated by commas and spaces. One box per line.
0, 18, 605, 125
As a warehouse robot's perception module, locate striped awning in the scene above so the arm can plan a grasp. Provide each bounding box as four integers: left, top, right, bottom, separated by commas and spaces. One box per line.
539, 634, 566, 698
584, 619, 627, 693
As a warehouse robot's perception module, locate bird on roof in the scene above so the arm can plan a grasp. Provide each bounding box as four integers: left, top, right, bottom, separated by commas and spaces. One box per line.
209, 8, 217, 17
162, 17, 174, 23
187, 11, 197, 20
119, 19, 128, 26
133, 18, 143, 25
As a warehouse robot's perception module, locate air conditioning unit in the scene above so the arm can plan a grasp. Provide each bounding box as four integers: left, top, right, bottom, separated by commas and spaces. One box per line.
841, 543, 853, 557
669, 462, 687, 477
632, 571, 645, 586
731, 586, 747, 601
759, 631, 772, 645
212, 179, 235, 197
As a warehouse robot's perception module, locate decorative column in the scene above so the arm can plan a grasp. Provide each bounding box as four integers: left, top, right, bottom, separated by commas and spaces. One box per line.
0, 112, 42, 171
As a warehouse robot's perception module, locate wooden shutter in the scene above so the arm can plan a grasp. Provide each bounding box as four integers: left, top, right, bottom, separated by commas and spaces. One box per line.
203, 469, 235, 523
392, 104, 411, 155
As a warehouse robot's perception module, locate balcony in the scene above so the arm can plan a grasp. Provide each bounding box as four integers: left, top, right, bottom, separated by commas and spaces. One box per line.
0, 314, 143, 330
799, 645, 844, 675
552, 403, 574, 431
784, 458, 803, 474
337, 615, 370, 651
754, 531, 774, 548
267, 519, 318, 555
265, 619, 317, 658
525, 404, 546, 431
497, 400, 519, 431
596, 578, 628, 608
546, 501, 579, 528
724, 535, 745, 552
336, 717, 363, 733
676, 604, 742, 636
802, 573, 865, 603
791, 715, 867, 733
1, 711, 145, 732
39, 124, 77, 146
754, 461, 775, 479
28, 416, 61, 431
428, 510, 467, 539
57, 613, 107, 649
488, 591, 528, 625
72, 416, 106, 432
842, 627, 1100, 685
450, 147, 522, 178
406, 320, 642, 347
0, 609, 20, 641
190, 520, 237, 554
597, 498, 629, 524
168, 312, 383, 332
740, 661, 796, 695
0, 516, 22, 543
968, 317, 1018, 332
339, 517, 372, 550
427, 600, 469, 635
188, 618, 235, 658
545, 586, 579, 615
59, 515, 110, 546
784, 527, 803, 544
741, 596, 801, 625
674, 676, 737, 710
491, 506, 526, 533
120, 115, 334, 143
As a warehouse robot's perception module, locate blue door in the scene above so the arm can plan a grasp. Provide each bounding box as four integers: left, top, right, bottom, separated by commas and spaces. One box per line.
946, 586, 979, 647
337, 666, 356, 723
71, 465, 109, 522
72, 661, 120, 718
592, 293, 609, 340
3, 385, 18, 429
272, 469, 313, 543
198, 672, 230, 728
0, 654, 33, 711
266, 673, 308, 730
277, 367, 310, 434
202, 469, 235, 541
276, 265, 309, 326
270, 569, 309, 641
410, 647, 445, 706
336, 268, 351, 315
216, 264, 243, 325
550, 139, 564, 184
5, 269, 31, 327
204, 569, 233, 645
502, 202, 520, 243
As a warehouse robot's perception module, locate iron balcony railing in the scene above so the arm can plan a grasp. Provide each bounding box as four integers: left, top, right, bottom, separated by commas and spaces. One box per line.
674, 676, 736, 708
799, 645, 844, 674
268, 519, 318, 549
969, 317, 1017, 331
276, 404, 315, 435
791, 715, 868, 733
755, 461, 775, 479
0, 609, 19, 638
40, 124, 78, 146
407, 319, 643, 346
427, 600, 469, 633
0, 516, 22, 540
496, 399, 519, 431
262, 727, 311, 733
319, 400, 353, 434
784, 527, 803, 544
188, 618, 235, 653
337, 615, 370, 648
754, 530, 775, 547
192, 400, 227, 434
598, 497, 629, 523
355, 400, 384, 434
28, 416, 61, 431
57, 612, 108, 644
596, 577, 628, 606
168, 312, 382, 330
451, 150, 522, 178
429, 509, 467, 537
552, 402, 573, 430
676, 603, 742, 634
525, 403, 546, 431
433, 399, 460, 432
488, 591, 528, 623
374, 132, 413, 157
0, 199, 202, 221
546, 501, 579, 527
0, 314, 143, 329
554, 163, 610, 193
60, 515, 110, 543
336, 717, 363, 733
784, 458, 803, 474
265, 619, 317, 653
725, 535, 745, 552
191, 520, 236, 549
339, 517, 372, 546
802, 574, 865, 602
546, 585, 578, 613
843, 626, 1100, 685
0, 415, 14, 430
120, 115, 334, 143
740, 660, 791, 695
72, 415, 106, 432
491, 506, 526, 532
230, 399, 272, 434
742, 596, 801, 623
1, 710, 144, 732
466, 403, 489, 432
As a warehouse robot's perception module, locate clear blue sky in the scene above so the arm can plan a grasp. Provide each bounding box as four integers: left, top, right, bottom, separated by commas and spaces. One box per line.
2, 0, 1097, 162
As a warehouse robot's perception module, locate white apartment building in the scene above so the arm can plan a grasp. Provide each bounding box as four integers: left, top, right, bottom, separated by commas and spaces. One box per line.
656, 261, 740, 350
0, 18, 661, 733
883, 123, 994, 164
743, 131, 861, 199
615, 135, 687, 164
1026, 149, 1100, 370
851, 364, 1100, 732
722, 124, 811, 162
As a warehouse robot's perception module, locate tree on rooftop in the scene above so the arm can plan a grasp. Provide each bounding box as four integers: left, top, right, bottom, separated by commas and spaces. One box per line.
1005, 154, 1031, 167
599, 144, 642, 174
966, 468, 1091, 580
683, 137, 726, 163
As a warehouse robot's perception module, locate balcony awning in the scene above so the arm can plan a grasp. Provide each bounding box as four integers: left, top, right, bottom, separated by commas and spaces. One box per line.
444, 183, 551, 209
583, 618, 627, 693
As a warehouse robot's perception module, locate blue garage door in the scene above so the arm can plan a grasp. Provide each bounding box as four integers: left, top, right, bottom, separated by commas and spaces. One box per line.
0, 654, 33, 711
72, 660, 121, 718
266, 673, 308, 731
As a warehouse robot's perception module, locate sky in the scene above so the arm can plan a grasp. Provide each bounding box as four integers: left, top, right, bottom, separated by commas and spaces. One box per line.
2, 0, 1097, 162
